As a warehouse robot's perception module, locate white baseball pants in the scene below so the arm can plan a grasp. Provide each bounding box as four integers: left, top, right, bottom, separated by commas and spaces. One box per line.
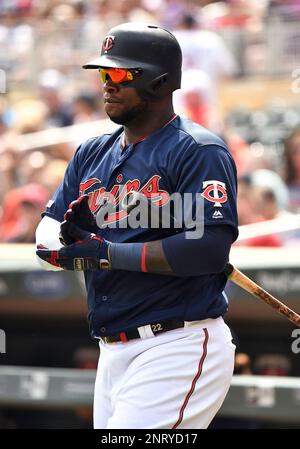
93, 317, 235, 429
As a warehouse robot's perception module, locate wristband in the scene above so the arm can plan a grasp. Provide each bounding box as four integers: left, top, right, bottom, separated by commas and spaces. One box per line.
109, 242, 144, 272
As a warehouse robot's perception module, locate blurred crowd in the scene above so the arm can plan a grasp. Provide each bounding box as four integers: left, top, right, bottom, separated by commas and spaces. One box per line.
0, 0, 300, 245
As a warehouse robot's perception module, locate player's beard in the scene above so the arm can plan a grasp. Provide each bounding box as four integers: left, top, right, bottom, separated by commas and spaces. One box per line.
107, 100, 149, 126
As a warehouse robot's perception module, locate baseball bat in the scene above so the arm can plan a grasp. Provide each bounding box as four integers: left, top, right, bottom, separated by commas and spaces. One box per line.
224, 263, 300, 327
122, 191, 300, 327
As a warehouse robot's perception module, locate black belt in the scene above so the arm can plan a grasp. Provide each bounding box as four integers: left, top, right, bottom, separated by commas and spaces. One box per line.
101, 320, 185, 344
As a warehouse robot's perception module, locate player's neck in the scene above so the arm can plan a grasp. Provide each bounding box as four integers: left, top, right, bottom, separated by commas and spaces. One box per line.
123, 103, 175, 145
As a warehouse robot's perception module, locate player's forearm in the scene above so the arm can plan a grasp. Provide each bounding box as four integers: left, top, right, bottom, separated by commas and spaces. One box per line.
36, 220, 234, 276
109, 239, 173, 275
142, 240, 174, 275
109, 225, 234, 277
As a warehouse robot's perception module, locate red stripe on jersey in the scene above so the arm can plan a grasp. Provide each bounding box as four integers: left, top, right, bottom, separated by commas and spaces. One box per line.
141, 243, 147, 272
172, 327, 209, 429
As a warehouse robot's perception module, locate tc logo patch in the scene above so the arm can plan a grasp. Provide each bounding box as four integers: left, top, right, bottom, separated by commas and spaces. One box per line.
201, 180, 227, 207
102, 35, 115, 53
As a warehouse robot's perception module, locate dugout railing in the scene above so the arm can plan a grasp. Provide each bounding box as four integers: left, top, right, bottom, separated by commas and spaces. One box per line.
0, 366, 299, 424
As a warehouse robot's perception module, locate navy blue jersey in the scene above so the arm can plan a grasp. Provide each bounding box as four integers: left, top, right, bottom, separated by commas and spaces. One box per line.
43, 116, 238, 337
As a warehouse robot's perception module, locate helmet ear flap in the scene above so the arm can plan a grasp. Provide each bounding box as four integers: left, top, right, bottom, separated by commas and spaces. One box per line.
150, 73, 169, 93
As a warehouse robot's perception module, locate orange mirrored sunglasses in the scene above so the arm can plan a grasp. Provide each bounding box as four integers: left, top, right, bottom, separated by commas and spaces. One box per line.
99, 68, 141, 84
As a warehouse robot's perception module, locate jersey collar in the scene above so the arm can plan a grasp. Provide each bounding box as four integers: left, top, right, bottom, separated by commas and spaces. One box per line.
120, 114, 177, 150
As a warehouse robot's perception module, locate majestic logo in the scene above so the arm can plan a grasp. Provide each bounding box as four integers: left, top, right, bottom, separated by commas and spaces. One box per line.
201, 180, 227, 208
79, 175, 169, 225
212, 210, 223, 219
102, 35, 115, 53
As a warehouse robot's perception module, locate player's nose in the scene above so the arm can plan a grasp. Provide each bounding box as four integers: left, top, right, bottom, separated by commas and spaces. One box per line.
103, 79, 120, 93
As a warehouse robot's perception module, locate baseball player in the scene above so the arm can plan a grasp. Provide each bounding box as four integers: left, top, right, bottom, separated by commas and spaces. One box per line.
36, 23, 238, 429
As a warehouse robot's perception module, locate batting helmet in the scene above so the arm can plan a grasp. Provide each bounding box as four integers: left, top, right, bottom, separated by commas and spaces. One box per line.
82, 22, 182, 100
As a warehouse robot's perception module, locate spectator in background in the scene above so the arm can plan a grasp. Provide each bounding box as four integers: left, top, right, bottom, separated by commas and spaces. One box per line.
17, 151, 69, 194
237, 169, 290, 226
283, 127, 300, 213
72, 93, 102, 124
202, 0, 266, 77
254, 354, 291, 376
237, 168, 300, 247
255, 187, 283, 221
234, 353, 252, 375
38, 69, 73, 128
0, 1, 34, 77
111, 0, 157, 23
250, 169, 290, 220
236, 173, 284, 247
203, 0, 258, 29
0, 114, 8, 136
36, 158, 68, 197
268, 0, 300, 21
17, 151, 50, 187
221, 126, 252, 176
0, 138, 20, 202
173, 14, 237, 85
13, 99, 48, 134
237, 174, 263, 225
0, 183, 49, 243
173, 13, 236, 129
173, 69, 215, 129
158, 0, 189, 30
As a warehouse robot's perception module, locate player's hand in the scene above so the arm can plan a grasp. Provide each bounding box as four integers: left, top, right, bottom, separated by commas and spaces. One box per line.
60, 194, 98, 245
59, 219, 97, 246
37, 223, 111, 271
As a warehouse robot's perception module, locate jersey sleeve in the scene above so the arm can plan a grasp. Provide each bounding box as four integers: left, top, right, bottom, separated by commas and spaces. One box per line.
42, 145, 82, 222
174, 143, 238, 241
